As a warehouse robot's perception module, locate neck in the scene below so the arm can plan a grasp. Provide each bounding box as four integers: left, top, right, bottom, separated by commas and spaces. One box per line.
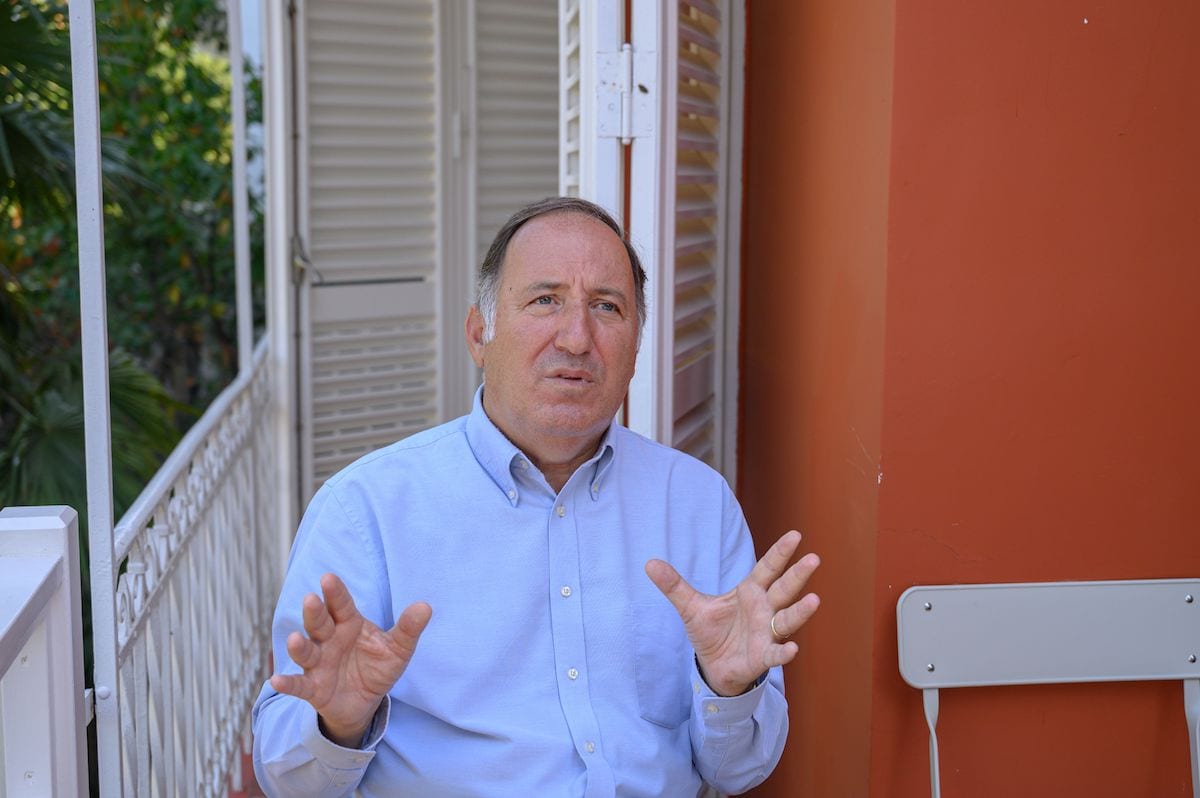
480, 397, 606, 493
534, 443, 601, 493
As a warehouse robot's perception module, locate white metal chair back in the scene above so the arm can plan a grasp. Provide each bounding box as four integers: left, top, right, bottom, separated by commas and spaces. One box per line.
896, 579, 1200, 798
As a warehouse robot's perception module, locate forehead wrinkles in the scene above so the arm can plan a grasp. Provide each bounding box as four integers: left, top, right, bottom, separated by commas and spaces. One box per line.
502, 213, 631, 287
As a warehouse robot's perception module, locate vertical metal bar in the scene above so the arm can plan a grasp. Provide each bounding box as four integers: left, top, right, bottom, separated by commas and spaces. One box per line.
265, 0, 300, 560
619, 42, 633, 144
228, 0, 253, 373
1185, 678, 1199, 798
67, 1, 121, 795
923, 688, 941, 798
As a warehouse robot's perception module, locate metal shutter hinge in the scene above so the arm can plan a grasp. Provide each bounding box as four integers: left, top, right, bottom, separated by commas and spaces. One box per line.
597, 43, 655, 144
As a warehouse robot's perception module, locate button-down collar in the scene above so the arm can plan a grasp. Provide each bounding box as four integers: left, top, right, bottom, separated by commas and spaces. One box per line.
465, 385, 617, 505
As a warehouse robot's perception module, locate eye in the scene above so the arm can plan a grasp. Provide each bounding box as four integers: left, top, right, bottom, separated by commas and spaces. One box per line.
532, 295, 555, 306
595, 301, 619, 314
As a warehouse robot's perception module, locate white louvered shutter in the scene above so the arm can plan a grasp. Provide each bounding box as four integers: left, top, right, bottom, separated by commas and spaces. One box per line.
476, 1, 561, 257
668, 0, 729, 468
559, 0, 584, 197
559, 0, 623, 217
301, 0, 440, 496
627, 0, 735, 473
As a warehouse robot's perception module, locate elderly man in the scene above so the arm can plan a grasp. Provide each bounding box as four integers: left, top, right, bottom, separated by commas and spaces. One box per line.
252, 197, 820, 796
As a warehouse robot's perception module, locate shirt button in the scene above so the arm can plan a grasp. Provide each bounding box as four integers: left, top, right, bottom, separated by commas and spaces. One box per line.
517, 458, 528, 469
591, 483, 599, 493
556, 505, 566, 518
705, 703, 719, 714
506, 489, 516, 500
560, 586, 572, 597
567, 667, 579, 680
585, 741, 596, 753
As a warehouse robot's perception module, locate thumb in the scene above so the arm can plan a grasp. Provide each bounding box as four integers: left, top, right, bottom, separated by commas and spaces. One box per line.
645, 559, 700, 620
387, 601, 433, 660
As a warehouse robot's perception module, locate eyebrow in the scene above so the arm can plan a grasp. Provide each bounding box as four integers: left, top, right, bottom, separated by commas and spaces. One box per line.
524, 281, 630, 306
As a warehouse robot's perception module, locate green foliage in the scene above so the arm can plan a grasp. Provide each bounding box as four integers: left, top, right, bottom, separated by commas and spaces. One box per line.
1, 0, 263, 718
1, 1, 143, 234
0, 265, 188, 518
4, 0, 265, 412
1, 259, 189, 724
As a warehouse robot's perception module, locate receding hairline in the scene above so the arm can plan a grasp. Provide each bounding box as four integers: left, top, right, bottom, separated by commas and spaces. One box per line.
503, 207, 629, 253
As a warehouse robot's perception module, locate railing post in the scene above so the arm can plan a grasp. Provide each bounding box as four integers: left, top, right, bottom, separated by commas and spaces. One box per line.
228, 0, 253, 374
67, 0, 121, 793
0, 506, 88, 796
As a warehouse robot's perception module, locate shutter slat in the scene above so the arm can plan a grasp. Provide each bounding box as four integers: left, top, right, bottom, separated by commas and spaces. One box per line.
678, 59, 719, 88
678, 129, 719, 152
676, 163, 719, 185
679, 17, 721, 55
675, 232, 717, 258
477, 0, 560, 259
666, 2, 726, 469
304, 0, 440, 495
676, 199, 718, 218
681, 0, 722, 23
679, 95, 720, 119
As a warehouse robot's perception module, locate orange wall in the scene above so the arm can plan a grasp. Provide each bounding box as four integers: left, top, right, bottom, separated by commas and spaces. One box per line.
740, 0, 894, 795
741, 0, 1200, 796
870, 1, 1200, 795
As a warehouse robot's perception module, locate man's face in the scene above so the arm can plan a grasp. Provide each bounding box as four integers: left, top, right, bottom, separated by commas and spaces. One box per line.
466, 212, 639, 460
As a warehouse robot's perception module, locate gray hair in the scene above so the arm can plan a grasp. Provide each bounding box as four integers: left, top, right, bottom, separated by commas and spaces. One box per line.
476, 196, 647, 342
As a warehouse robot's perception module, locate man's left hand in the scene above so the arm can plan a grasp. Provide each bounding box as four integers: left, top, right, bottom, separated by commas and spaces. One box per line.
645, 529, 820, 697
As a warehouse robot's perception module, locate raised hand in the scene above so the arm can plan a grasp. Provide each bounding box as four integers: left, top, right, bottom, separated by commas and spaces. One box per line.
269, 573, 432, 747
645, 530, 819, 697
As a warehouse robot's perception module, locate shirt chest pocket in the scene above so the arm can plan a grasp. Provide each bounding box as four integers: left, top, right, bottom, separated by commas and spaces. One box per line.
629, 601, 691, 728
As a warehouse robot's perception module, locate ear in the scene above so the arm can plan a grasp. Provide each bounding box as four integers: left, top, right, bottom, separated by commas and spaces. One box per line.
464, 305, 487, 368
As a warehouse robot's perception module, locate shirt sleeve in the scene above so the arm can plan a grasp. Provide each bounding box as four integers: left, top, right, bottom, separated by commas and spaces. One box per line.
688, 486, 789, 793
251, 483, 395, 797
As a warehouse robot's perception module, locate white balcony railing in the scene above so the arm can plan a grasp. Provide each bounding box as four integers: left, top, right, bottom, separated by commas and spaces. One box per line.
0, 506, 88, 795
96, 337, 280, 796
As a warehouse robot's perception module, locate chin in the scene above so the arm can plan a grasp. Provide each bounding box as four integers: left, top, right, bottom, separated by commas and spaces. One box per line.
534, 404, 615, 436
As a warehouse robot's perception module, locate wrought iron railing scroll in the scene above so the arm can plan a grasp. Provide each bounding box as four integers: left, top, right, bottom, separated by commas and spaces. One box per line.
102, 338, 280, 797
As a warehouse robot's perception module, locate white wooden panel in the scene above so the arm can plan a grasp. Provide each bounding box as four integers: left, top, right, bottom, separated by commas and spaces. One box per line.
560, 0, 623, 216
670, 0, 725, 468
628, 0, 731, 471
306, 0, 438, 283
477, 0, 560, 257
309, 282, 439, 488
559, 0, 583, 196
303, 0, 440, 496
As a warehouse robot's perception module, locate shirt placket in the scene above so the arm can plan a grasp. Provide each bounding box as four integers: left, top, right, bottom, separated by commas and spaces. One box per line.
546, 479, 615, 797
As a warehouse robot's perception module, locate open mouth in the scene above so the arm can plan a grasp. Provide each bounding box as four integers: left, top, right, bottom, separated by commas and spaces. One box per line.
549, 370, 594, 383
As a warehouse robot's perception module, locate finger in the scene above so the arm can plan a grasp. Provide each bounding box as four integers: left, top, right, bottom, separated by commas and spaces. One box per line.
270, 672, 314, 702
762, 640, 800, 670
302, 592, 336, 643
747, 530, 803, 590
387, 601, 433, 657
772, 592, 821, 639
320, 573, 361, 625
285, 630, 321, 671
644, 559, 702, 619
765, 552, 820, 609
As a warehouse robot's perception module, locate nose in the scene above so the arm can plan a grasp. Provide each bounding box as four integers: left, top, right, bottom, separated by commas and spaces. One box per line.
554, 301, 594, 356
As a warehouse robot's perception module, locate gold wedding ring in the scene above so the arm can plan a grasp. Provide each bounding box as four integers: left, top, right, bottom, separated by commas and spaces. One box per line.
770, 615, 790, 641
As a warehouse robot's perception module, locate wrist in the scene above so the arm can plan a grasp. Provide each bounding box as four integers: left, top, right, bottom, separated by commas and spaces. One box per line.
694, 655, 760, 697
318, 707, 377, 748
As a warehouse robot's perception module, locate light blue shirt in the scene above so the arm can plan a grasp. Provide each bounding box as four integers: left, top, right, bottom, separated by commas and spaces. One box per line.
253, 389, 788, 797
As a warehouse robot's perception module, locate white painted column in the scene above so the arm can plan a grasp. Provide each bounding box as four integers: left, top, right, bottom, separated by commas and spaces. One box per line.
66, 1, 121, 793
0, 507, 88, 797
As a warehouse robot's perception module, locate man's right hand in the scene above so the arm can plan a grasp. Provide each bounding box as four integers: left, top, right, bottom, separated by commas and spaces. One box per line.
269, 572, 432, 747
